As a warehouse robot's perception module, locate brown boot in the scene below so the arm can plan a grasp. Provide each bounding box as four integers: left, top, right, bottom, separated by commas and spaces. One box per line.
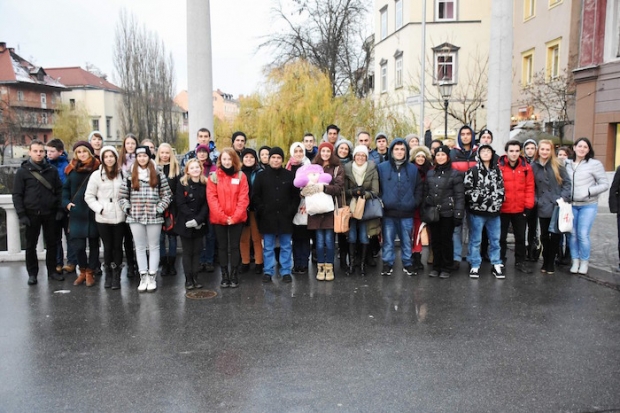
74, 268, 87, 286
85, 268, 95, 287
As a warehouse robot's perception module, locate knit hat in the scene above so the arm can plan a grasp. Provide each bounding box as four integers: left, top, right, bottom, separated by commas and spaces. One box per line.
374, 132, 388, 143
353, 145, 369, 158
289, 142, 305, 157
478, 128, 493, 143
269, 146, 284, 159
318, 141, 334, 153
196, 144, 210, 153
410, 146, 432, 162
100, 145, 118, 160
73, 140, 94, 155
404, 133, 419, 147
241, 148, 258, 162
258, 145, 271, 155
135, 145, 152, 158
335, 139, 353, 154
88, 131, 103, 143
523, 138, 538, 149
435, 145, 451, 156
232, 131, 247, 143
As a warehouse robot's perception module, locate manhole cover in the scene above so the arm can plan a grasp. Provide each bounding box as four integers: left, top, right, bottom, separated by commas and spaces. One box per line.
186, 290, 217, 300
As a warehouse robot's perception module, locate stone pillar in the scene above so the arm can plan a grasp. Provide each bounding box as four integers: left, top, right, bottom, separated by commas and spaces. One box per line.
486, 0, 513, 153
187, 0, 214, 149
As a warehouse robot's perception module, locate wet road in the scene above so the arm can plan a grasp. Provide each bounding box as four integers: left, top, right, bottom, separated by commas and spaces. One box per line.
1, 253, 619, 413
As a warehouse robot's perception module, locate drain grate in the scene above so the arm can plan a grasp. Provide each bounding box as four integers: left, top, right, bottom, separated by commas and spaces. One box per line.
186, 290, 217, 300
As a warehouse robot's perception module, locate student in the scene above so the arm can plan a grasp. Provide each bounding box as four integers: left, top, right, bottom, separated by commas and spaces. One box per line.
410, 146, 433, 271
523, 139, 540, 262
88, 131, 104, 160
119, 133, 139, 277
303, 133, 318, 162
156, 143, 181, 276
181, 127, 219, 168
258, 145, 271, 170
239, 148, 264, 274
610, 164, 620, 272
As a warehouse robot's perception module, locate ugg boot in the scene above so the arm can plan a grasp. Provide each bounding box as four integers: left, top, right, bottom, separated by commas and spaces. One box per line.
220, 266, 230, 288
74, 268, 87, 286
230, 267, 239, 288
360, 244, 368, 276
185, 273, 194, 290
103, 264, 113, 289
413, 252, 424, 271
325, 263, 335, 281
137, 272, 148, 292
146, 271, 157, 292
316, 264, 326, 281
168, 256, 177, 276
85, 268, 95, 287
111, 263, 121, 290
570, 259, 580, 274
578, 260, 589, 275
346, 243, 356, 276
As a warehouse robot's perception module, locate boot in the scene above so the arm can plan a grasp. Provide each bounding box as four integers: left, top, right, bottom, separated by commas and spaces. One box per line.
254, 263, 264, 274
339, 244, 348, 271
413, 252, 424, 271
316, 264, 326, 281
220, 266, 230, 288
103, 264, 113, 289
360, 244, 368, 276
560, 245, 571, 266
325, 263, 335, 281
230, 267, 239, 288
137, 272, 148, 292
346, 243, 356, 276
74, 268, 87, 286
111, 264, 121, 290
161, 257, 170, 276
168, 256, 177, 275
185, 273, 194, 290
192, 273, 203, 289
146, 272, 157, 292
578, 260, 589, 275
85, 268, 95, 287
570, 259, 580, 274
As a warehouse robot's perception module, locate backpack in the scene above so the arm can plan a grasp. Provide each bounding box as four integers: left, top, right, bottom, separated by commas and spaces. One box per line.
209, 171, 243, 184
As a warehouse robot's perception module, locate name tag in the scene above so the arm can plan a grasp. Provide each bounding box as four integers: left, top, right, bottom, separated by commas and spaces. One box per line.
231, 178, 240, 185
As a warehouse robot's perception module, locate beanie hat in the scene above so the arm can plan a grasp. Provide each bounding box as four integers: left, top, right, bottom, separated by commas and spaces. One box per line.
318, 141, 334, 153
477, 143, 495, 156
73, 140, 94, 155
289, 142, 305, 157
478, 128, 493, 142
196, 144, 210, 153
100, 145, 118, 160
335, 139, 353, 154
258, 145, 271, 155
374, 132, 388, 143
435, 145, 451, 156
232, 131, 247, 143
135, 145, 152, 159
88, 131, 103, 143
241, 148, 258, 162
523, 138, 538, 149
269, 146, 284, 159
353, 145, 369, 158
404, 133, 419, 147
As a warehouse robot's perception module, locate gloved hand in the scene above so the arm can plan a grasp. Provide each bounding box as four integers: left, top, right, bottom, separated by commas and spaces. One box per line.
186, 219, 198, 228
156, 206, 165, 215
123, 205, 131, 216
524, 208, 532, 217
301, 184, 323, 197
195, 224, 204, 230
55, 211, 65, 221
19, 216, 30, 227
353, 186, 366, 197
453, 217, 463, 227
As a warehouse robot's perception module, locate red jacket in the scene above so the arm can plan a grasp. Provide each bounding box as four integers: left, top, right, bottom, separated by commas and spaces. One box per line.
207, 168, 249, 225
498, 155, 535, 213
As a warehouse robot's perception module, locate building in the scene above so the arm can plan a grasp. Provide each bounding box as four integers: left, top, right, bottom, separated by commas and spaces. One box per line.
511, 0, 581, 143
573, 0, 620, 170
372, 0, 491, 137
45, 66, 123, 146
0, 42, 66, 154
174, 89, 240, 133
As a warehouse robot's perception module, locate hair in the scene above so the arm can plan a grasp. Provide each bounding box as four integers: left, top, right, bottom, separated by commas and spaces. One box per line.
45, 138, 64, 152
504, 139, 522, 152
557, 146, 573, 158
156, 143, 180, 178
303, 133, 315, 140
312, 144, 340, 167
100, 148, 120, 180
119, 134, 139, 166
572, 137, 594, 161
217, 147, 242, 172
180, 158, 207, 186
29, 139, 44, 149
141, 138, 155, 147
197, 127, 211, 137
326, 124, 340, 133
357, 131, 371, 140
131, 156, 158, 190
535, 139, 563, 185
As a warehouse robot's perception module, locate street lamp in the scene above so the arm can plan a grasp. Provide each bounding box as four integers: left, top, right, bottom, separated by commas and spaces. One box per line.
439, 79, 453, 139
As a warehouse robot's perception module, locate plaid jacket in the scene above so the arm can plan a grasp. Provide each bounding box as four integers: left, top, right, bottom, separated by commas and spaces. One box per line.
118, 170, 172, 225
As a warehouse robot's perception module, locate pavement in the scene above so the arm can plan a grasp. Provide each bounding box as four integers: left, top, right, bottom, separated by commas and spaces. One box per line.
1, 214, 619, 413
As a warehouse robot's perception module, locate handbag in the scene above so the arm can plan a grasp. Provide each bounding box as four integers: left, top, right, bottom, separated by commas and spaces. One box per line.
351, 196, 365, 220
421, 205, 440, 223
293, 198, 308, 225
163, 209, 175, 232
361, 194, 383, 221
549, 206, 560, 234
557, 199, 573, 233
333, 191, 351, 234
305, 192, 335, 215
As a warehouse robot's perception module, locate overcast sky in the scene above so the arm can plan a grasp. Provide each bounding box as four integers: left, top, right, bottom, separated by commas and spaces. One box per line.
0, 0, 277, 98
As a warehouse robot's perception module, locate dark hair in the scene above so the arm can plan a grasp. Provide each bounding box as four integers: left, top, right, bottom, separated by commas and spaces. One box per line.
101, 150, 120, 181
29, 139, 44, 149
326, 124, 340, 133
197, 127, 211, 137
303, 133, 315, 139
45, 138, 65, 152
572, 137, 594, 161
557, 146, 573, 158
504, 139, 522, 152
119, 134, 139, 165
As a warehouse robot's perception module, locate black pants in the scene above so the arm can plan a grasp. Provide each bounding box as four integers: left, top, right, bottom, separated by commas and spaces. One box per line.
500, 212, 527, 264
617, 215, 620, 263
25, 213, 58, 277
123, 223, 135, 266
539, 217, 560, 267
71, 237, 100, 270
181, 236, 203, 276
97, 223, 124, 268
214, 224, 244, 269
527, 208, 539, 248
429, 217, 455, 273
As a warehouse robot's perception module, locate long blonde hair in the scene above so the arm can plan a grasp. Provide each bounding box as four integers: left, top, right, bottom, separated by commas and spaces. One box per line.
535, 139, 563, 185
156, 143, 180, 178
180, 158, 207, 186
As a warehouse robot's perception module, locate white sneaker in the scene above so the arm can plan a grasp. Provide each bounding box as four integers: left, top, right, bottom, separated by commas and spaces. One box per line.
137, 272, 148, 292
469, 267, 480, 279
578, 260, 588, 275
493, 264, 505, 279
146, 272, 157, 292
570, 259, 580, 274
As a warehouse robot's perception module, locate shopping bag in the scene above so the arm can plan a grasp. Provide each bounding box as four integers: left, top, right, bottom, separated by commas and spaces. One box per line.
293, 198, 308, 225
557, 199, 574, 233
305, 192, 335, 215
351, 196, 365, 220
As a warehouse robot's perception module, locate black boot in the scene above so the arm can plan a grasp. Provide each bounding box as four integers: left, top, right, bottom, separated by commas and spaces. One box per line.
168, 256, 177, 275
103, 264, 113, 289
340, 241, 349, 271
360, 244, 368, 276
193, 273, 203, 289
185, 273, 194, 290
254, 263, 264, 274
161, 257, 170, 276
230, 267, 239, 288
220, 267, 230, 288
111, 263, 121, 290
346, 243, 356, 276
413, 252, 424, 271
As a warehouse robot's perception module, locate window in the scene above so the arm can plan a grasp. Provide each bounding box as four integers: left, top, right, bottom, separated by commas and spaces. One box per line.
380, 7, 388, 40
41, 113, 48, 124
524, 0, 535, 20
380, 60, 388, 93
522, 49, 535, 86
17, 90, 24, 101
549, 0, 562, 8
92, 119, 99, 130
435, 53, 455, 83
69, 99, 75, 110
604, 0, 620, 61
40, 93, 47, 109
546, 39, 561, 80
106, 118, 112, 138
395, 54, 403, 88
436, 0, 456, 21
395, 0, 403, 29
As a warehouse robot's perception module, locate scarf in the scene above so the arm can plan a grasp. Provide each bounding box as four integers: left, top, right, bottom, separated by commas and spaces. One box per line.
221, 165, 236, 176
286, 156, 308, 171
64, 156, 101, 175
138, 165, 149, 181
351, 162, 367, 186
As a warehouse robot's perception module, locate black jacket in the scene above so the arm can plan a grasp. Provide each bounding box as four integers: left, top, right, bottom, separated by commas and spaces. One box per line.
175, 179, 209, 238
424, 166, 464, 219
252, 166, 298, 235
13, 159, 62, 218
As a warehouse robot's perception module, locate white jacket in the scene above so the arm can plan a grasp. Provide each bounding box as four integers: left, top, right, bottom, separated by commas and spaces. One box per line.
84, 167, 126, 224
565, 158, 609, 206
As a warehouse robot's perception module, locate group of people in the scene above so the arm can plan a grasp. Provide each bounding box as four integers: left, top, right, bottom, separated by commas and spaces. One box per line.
12, 123, 612, 291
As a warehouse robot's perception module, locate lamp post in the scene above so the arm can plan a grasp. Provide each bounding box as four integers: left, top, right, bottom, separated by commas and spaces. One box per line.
439, 80, 453, 139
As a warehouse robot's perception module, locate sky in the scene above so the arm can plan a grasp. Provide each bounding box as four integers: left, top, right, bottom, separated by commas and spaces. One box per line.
0, 0, 278, 98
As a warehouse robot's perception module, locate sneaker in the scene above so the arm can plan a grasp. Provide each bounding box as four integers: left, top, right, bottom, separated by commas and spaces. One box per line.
428, 270, 440, 278
515, 262, 533, 274
469, 267, 480, 279
137, 273, 148, 292
493, 264, 505, 279
282, 274, 292, 283
146, 273, 157, 292
403, 265, 417, 276
262, 274, 272, 283
381, 264, 393, 276
439, 271, 451, 279
292, 266, 303, 275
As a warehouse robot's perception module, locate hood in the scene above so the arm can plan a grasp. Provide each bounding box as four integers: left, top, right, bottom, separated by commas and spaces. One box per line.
88, 130, 104, 143
457, 125, 475, 150
322, 131, 345, 143
388, 138, 409, 163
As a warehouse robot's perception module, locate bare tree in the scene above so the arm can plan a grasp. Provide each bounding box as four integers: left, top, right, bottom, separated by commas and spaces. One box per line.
113, 9, 178, 146
0, 96, 47, 164
260, 0, 373, 97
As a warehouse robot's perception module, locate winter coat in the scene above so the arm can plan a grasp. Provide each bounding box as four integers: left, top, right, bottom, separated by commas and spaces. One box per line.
531, 160, 571, 218
13, 159, 63, 219
118, 166, 172, 225
307, 163, 345, 230
423, 166, 465, 219
62, 167, 99, 239
84, 166, 126, 225
207, 168, 249, 225
159, 164, 181, 234
252, 166, 299, 235
242, 165, 262, 212
463, 160, 505, 217
181, 142, 220, 168
369, 149, 389, 165
450, 146, 478, 172
48, 154, 69, 184
175, 178, 209, 238
344, 161, 381, 238
565, 159, 609, 206
609, 166, 620, 214
498, 155, 535, 214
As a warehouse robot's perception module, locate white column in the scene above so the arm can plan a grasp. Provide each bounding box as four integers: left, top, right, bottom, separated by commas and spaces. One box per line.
187, 0, 214, 149
486, 0, 513, 153
4, 202, 21, 255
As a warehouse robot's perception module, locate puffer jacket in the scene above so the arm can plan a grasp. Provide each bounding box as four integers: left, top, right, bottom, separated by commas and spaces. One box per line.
84, 166, 126, 224
343, 161, 379, 203
464, 160, 505, 216
118, 166, 172, 225
565, 158, 609, 206
424, 165, 464, 219
498, 155, 535, 214
207, 168, 249, 225
609, 166, 620, 213
531, 160, 571, 218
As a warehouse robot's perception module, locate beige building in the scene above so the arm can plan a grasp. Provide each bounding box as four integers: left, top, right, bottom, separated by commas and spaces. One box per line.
174, 89, 240, 133
372, 0, 491, 137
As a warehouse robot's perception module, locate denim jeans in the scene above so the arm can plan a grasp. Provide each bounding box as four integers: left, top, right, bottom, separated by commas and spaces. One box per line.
348, 219, 368, 244
263, 233, 293, 276
382, 216, 413, 266
568, 203, 598, 261
159, 232, 177, 258
467, 214, 501, 268
315, 229, 335, 264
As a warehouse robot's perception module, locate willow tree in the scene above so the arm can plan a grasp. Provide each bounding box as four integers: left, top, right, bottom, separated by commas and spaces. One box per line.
52, 103, 91, 148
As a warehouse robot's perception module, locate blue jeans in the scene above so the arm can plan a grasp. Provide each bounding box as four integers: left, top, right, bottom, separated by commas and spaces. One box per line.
56, 214, 77, 265
568, 203, 598, 261
348, 219, 368, 244
159, 232, 177, 258
382, 216, 413, 266
453, 210, 469, 261
315, 229, 335, 264
467, 214, 501, 268
263, 233, 293, 276
200, 223, 216, 264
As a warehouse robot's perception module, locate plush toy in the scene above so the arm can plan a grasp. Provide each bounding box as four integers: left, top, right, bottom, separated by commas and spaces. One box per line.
293, 164, 334, 215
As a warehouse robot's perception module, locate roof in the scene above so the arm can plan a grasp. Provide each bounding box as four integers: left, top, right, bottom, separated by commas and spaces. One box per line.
174, 90, 188, 112
0, 46, 66, 89
45, 67, 121, 92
